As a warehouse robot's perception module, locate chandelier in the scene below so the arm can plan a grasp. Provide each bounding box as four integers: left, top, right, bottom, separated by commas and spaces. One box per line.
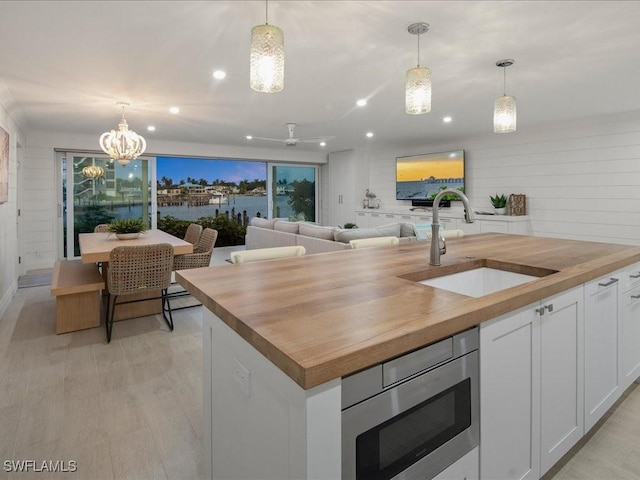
82, 165, 104, 180
99, 102, 146, 166
494, 59, 516, 133
405, 22, 431, 115
250, 0, 284, 93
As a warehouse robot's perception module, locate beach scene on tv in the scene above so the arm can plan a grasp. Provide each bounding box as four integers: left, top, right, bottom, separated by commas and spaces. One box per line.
396, 150, 465, 200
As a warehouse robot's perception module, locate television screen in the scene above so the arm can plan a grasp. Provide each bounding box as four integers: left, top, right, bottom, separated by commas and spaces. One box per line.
396, 150, 465, 201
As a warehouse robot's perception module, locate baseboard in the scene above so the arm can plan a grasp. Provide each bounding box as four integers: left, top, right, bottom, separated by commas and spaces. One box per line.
0, 279, 17, 321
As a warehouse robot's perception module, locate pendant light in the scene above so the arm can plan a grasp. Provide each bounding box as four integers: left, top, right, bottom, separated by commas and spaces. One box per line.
82, 165, 105, 180
250, 0, 284, 93
494, 59, 516, 133
405, 22, 431, 115
99, 102, 146, 166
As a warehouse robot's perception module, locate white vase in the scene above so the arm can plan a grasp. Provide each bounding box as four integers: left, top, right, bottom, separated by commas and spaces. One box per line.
115, 232, 141, 240
494, 207, 507, 215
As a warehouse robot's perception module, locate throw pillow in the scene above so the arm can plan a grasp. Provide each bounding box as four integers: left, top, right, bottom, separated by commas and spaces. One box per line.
250, 217, 278, 229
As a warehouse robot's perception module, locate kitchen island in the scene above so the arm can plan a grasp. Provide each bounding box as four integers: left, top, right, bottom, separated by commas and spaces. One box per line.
176, 233, 640, 479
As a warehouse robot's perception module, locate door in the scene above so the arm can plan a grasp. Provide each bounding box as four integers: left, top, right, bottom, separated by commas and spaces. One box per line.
539, 287, 584, 475
480, 304, 540, 480
268, 164, 318, 221
584, 274, 620, 432
61, 153, 155, 259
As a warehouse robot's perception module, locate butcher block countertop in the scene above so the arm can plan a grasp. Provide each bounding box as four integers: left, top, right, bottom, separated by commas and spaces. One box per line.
176, 233, 640, 389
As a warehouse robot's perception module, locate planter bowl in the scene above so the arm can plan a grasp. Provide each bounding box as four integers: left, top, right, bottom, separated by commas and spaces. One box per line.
115, 233, 141, 240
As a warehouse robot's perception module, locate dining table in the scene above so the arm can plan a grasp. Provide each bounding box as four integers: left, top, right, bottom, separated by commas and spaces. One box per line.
79, 229, 193, 321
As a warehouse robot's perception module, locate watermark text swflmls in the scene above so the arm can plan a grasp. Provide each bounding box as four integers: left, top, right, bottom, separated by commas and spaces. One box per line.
4, 460, 77, 473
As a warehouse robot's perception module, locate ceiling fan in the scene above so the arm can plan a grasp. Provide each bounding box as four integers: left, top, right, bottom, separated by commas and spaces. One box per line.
251, 123, 335, 147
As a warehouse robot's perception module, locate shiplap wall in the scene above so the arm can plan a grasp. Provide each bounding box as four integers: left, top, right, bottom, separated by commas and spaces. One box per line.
0, 82, 24, 318
365, 111, 640, 246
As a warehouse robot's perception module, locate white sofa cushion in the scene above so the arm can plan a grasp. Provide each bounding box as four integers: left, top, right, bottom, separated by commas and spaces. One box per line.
299, 223, 336, 240
250, 217, 279, 229
334, 224, 402, 243
274, 220, 300, 234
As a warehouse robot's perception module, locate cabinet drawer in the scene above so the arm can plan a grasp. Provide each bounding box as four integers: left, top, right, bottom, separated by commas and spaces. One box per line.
619, 262, 640, 293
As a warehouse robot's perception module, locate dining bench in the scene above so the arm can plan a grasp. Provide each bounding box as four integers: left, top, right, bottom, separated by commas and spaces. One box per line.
50, 259, 104, 334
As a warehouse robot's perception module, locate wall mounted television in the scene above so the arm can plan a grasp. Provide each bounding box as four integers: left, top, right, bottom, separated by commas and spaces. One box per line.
396, 150, 465, 206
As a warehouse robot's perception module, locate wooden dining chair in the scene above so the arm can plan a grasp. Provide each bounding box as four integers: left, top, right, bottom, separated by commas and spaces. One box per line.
183, 223, 203, 246
94, 223, 109, 233
230, 245, 306, 264
349, 236, 400, 249
105, 243, 174, 343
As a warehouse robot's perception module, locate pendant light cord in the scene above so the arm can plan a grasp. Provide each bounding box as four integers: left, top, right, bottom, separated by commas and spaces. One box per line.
416, 32, 421, 67
503, 66, 507, 96
265, 0, 269, 25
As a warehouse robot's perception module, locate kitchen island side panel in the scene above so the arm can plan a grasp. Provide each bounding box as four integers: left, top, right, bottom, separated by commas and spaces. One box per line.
203, 308, 341, 480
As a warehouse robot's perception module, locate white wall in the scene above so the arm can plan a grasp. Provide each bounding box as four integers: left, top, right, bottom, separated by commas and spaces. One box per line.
21, 130, 327, 271
0, 82, 25, 319
365, 111, 640, 246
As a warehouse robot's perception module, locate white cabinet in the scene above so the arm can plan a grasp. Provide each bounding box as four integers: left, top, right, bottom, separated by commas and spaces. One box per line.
584, 273, 620, 432
459, 220, 481, 235
539, 287, 584, 475
368, 212, 386, 227
480, 303, 540, 480
355, 211, 369, 228
480, 287, 584, 480
433, 447, 478, 480
619, 263, 640, 390
480, 220, 509, 234
326, 150, 356, 227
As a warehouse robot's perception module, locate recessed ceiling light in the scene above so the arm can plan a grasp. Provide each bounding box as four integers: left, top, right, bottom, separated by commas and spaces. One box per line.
443, 116, 453, 123
246, 135, 253, 140
356, 99, 367, 107
169, 106, 180, 114
319, 141, 326, 147
147, 125, 156, 132
213, 70, 226, 80
366, 132, 374, 138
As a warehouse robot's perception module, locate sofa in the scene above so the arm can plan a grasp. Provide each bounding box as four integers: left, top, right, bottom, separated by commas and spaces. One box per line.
245, 217, 419, 255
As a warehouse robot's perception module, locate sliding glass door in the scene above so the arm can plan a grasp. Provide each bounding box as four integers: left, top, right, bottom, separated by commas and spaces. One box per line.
268, 164, 318, 221
60, 153, 155, 258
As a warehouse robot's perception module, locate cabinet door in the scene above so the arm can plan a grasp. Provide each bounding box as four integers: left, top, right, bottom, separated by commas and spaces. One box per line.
480, 305, 540, 480
355, 211, 369, 228
620, 285, 640, 390
539, 286, 584, 475
584, 274, 620, 432
480, 220, 509, 234
368, 212, 385, 227
326, 151, 356, 227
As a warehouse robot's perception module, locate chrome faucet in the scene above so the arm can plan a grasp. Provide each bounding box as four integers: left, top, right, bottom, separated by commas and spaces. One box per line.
430, 189, 475, 266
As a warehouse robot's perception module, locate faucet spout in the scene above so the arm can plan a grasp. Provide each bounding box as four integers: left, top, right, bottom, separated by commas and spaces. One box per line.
430, 189, 475, 266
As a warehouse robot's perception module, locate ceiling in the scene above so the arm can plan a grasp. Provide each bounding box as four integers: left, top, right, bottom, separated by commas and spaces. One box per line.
1, 1, 640, 154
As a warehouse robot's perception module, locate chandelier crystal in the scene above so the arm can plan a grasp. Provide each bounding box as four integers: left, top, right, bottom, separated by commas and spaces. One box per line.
82, 165, 105, 180
494, 59, 516, 133
250, 0, 284, 93
99, 102, 146, 166
405, 22, 431, 115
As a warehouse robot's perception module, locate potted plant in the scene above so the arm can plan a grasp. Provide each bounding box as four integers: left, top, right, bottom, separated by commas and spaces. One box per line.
107, 218, 148, 240
343, 223, 358, 229
490, 194, 508, 215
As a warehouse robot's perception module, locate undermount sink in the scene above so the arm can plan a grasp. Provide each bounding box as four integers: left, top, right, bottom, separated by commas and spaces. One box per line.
407, 260, 559, 298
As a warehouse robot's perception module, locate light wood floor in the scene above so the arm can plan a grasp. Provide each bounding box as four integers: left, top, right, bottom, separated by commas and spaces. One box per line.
2, 244, 640, 480
544, 382, 640, 480
0, 246, 243, 480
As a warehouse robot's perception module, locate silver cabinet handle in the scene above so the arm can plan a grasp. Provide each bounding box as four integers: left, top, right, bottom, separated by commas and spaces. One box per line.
535, 307, 545, 316
545, 304, 554, 313
598, 278, 619, 287
632, 294, 640, 299
631, 273, 640, 279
